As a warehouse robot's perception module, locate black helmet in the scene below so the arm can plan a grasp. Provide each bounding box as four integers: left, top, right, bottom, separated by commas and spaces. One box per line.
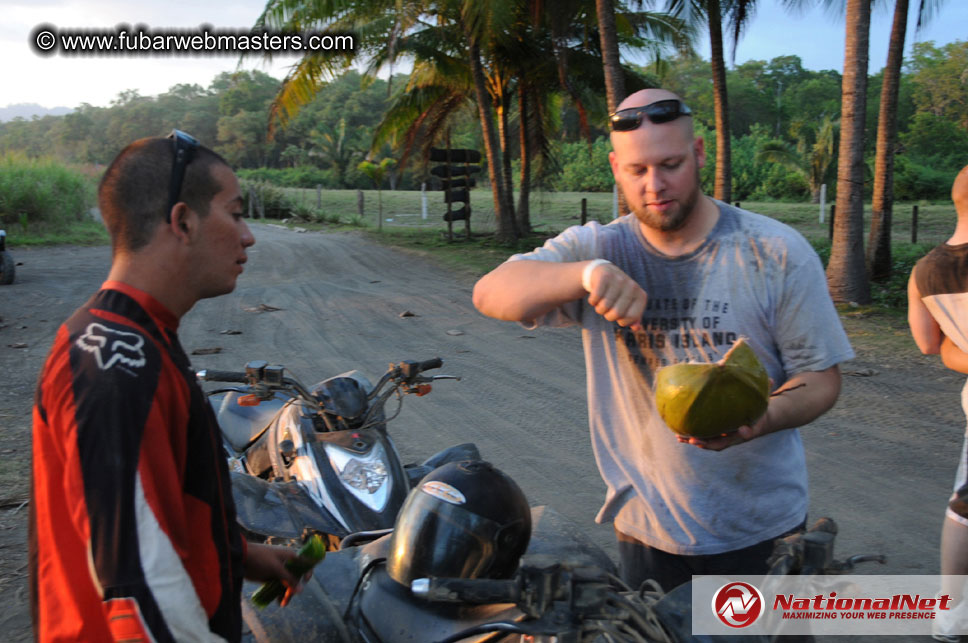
386, 460, 531, 587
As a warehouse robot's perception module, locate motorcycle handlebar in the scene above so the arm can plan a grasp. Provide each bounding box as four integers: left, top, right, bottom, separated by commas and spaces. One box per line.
398, 357, 443, 380
411, 577, 520, 604
416, 357, 443, 372
197, 369, 248, 384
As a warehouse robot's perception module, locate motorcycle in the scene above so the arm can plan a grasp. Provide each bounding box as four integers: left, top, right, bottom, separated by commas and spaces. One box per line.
197, 357, 479, 548
239, 474, 885, 643
0, 229, 14, 285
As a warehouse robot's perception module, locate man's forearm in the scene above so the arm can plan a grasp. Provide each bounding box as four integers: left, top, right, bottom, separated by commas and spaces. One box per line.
473, 260, 588, 322
761, 365, 842, 435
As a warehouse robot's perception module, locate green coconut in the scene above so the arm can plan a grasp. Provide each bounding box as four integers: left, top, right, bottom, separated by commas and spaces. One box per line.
654, 338, 769, 438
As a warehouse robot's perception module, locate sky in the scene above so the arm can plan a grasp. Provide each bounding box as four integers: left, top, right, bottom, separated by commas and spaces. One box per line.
2, 0, 967, 111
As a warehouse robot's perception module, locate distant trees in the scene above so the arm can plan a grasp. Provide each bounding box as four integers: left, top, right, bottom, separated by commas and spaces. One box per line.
0, 40, 964, 218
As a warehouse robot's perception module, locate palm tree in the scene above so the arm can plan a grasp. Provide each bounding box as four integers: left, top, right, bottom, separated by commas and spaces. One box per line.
659, 0, 760, 204
310, 118, 364, 187
827, 0, 872, 304
358, 157, 397, 230
597, 0, 626, 113
867, 0, 945, 281
254, 0, 689, 241
756, 115, 837, 203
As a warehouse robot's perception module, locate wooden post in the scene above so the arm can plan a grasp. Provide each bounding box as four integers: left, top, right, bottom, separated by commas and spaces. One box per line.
445, 130, 453, 242
581, 198, 588, 225
357, 190, 364, 218
316, 185, 321, 210
828, 204, 835, 240
248, 187, 254, 219
912, 205, 919, 244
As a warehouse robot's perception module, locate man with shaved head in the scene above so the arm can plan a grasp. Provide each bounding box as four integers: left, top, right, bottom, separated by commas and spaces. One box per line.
908, 164, 968, 642
474, 89, 853, 590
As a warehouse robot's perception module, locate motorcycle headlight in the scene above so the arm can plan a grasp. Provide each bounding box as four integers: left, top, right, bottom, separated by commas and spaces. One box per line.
339, 458, 388, 493
325, 442, 392, 512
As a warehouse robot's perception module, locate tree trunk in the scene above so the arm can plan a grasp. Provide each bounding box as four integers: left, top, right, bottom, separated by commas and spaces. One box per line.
867, 0, 908, 281
517, 83, 533, 233
596, 0, 625, 114
595, 0, 628, 215
496, 90, 518, 236
466, 30, 518, 242
708, 0, 732, 203
827, 0, 872, 304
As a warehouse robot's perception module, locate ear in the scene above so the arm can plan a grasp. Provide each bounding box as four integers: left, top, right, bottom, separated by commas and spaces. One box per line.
608, 150, 619, 181
693, 136, 706, 169
167, 202, 199, 244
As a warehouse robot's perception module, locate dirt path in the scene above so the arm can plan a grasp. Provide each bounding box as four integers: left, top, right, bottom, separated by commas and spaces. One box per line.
1, 224, 963, 641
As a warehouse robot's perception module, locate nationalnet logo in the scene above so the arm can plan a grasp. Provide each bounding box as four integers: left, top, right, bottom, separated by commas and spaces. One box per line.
693, 575, 968, 636
712, 581, 765, 628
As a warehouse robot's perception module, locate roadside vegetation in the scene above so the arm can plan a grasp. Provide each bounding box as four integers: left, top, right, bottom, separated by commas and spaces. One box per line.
0, 154, 105, 245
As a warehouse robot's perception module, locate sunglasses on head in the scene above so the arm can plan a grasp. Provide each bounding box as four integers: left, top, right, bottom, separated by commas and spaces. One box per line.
608, 99, 693, 132
166, 129, 199, 222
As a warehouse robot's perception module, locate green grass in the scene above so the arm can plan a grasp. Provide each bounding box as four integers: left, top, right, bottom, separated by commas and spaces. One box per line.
5, 220, 109, 246
0, 155, 97, 233
282, 186, 957, 247
278, 186, 617, 234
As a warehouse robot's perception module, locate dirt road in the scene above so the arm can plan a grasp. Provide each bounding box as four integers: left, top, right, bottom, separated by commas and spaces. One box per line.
1, 223, 963, 641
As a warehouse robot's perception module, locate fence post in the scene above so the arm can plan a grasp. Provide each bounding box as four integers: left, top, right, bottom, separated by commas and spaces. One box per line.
819, 184, 826, 223
828, 204, 835, 240
248, 187, 254, 219
421, 182, 428, 220
581, 198, 588, 225
357, 190, 364, 218
912, 205, 919, 244
316, 185, 321, 210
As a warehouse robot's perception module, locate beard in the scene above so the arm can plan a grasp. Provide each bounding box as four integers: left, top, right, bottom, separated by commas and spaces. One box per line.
628, 164, 702, 232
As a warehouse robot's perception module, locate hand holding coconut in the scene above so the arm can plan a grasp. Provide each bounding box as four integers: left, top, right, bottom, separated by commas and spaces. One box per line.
581, 259, 647, 331
655, 338, 842, 451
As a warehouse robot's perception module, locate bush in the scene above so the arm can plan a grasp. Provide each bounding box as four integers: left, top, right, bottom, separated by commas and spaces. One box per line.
750, 163, 810, 201
548, 138, 615, 192
238, 166, 339, 189
0, 154, 95, 229
240, 180, 297, 219
894, 156, 955, 201
869, 242, 936, 308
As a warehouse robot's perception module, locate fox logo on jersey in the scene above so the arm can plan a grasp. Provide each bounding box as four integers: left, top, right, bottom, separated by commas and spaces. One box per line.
76, 323, 147, 371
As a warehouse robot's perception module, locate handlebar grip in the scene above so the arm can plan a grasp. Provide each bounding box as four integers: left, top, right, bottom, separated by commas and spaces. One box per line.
197, 369, 248, 383
399, 358, 444, 381
411, 577, 519, 604
416, 357, 443, 372
807, 517, 837, 535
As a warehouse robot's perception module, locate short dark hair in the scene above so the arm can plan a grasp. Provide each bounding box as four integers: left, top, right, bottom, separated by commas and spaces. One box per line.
98, 136, 231, 252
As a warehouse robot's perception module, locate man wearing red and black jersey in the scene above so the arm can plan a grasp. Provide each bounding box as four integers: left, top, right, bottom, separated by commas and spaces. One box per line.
30, 133, 303, 642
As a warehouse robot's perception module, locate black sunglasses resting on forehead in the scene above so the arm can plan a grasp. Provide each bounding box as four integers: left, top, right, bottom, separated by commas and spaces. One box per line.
609, 99, 693, 132
166, 129, 199, 222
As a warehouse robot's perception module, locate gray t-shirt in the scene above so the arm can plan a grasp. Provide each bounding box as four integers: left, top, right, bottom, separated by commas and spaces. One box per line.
511, 202, 854, 555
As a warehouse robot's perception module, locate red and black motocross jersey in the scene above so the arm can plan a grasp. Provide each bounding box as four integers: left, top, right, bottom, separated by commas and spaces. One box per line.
30, 281, 246, 642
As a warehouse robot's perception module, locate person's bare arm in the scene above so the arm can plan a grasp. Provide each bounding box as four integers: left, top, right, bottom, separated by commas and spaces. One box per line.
941, 336, 968, 375
680, 365, 842, 451
472, 259, 647, 328
908, 269, 943, 354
